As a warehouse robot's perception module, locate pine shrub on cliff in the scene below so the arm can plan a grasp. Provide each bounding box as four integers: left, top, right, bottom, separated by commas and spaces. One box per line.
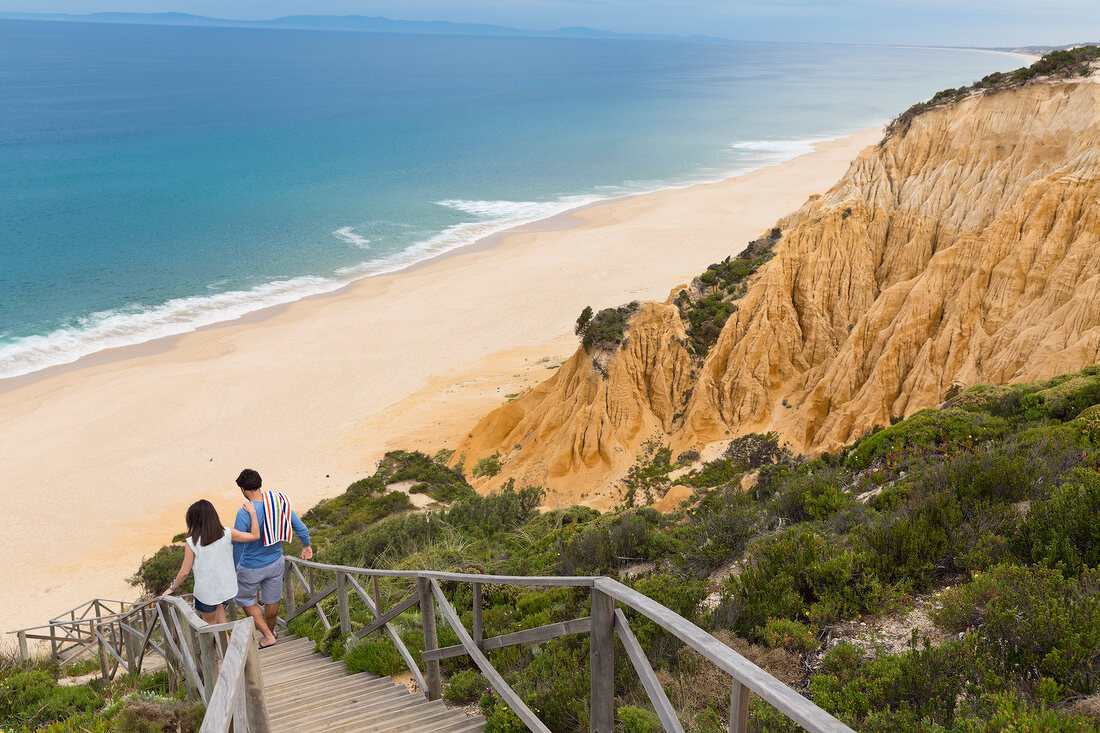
885, 45, 1100, 139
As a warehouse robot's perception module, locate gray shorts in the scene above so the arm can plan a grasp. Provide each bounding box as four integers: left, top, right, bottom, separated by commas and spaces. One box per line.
235, 557, 284, 607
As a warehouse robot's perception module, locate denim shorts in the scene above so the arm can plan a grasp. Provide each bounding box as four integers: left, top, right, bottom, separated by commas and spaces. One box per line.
194, 598, 223, 614
234, 557, 284, 607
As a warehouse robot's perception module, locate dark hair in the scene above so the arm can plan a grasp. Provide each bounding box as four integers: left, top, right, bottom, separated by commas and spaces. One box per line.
236, 469, 262, 493
185, 499, 224, 547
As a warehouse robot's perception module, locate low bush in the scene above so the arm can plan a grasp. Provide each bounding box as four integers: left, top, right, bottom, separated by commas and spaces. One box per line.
444, 670, 487, 704
575, 303, 639, 350
473, 453, 503, 479
618, 705, 661, 733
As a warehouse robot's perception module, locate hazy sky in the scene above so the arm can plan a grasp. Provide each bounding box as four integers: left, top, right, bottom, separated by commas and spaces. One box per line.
1, 0, 1097, 46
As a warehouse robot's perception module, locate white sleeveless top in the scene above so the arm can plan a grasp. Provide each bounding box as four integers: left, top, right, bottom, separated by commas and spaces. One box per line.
186, 527, 239, 605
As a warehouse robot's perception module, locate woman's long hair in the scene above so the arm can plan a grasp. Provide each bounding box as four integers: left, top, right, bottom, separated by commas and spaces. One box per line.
185, 499, 224, 547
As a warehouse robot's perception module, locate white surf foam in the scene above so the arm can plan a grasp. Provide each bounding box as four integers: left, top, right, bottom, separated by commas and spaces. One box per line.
0, 137, 846, 382
332, 226, 371, 248
0, 276, 347, 380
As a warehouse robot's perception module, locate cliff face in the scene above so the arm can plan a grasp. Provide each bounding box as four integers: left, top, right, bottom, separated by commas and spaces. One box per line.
455, 302, 693, 504
458, 78, 1100, 505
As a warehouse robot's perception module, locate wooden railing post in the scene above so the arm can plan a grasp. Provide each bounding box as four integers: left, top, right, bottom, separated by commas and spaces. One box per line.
198, 632, 219, 702
123, 624, 137, 674
96, 624, 110, 680
243, 636, 271, 730
472, 582, 483, 649
417, 576, 442, 700
729, 682, 750, 733
284, 562, 297, 618
590, 587, 615, 733
372, 575, 382, 615
336, 571, 351, 635
17, 631, 28, 662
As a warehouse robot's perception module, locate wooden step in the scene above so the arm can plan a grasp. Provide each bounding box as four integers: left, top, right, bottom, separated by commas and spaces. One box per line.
265, 675, 397, 708
269, 692, 439, 730
255, 633, 482, 732
265, 678, 400, 714
304, 701, 459, 733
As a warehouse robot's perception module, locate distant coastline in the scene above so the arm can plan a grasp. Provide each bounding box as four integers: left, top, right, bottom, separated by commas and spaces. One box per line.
0, 11, 727, 42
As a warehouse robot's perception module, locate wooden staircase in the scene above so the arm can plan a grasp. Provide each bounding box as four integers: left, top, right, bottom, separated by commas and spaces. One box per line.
257, 635, 485, 733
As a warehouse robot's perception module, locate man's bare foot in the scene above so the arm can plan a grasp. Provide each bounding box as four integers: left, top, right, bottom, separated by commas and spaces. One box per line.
259, 634, 277, 649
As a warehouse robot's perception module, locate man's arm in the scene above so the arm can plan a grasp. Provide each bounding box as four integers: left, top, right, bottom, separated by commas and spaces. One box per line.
291, 510, 312, 560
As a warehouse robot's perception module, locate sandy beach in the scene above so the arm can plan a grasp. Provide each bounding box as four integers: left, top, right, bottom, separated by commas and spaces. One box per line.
0, 128, 880, 637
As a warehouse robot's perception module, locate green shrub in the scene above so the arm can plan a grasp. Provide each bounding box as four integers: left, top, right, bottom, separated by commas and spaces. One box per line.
444, 670, 487, 704
1013, 468, 1100, 576
677, 491, 760, 575
937, 564, 1100, 694
112, 693, 204, 733
618, 705, 661, 733
810, 640, 966, 728
762, 618, 819, 653
0, 669, 105, 728
130, 545, 188, 595
728, 527, 887, 634
473, 453, 503, 479
576, 303, 639, 350
342, 637, 406, 676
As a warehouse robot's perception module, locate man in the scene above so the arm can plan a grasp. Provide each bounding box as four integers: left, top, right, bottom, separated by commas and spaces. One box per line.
233, 468, 312, 648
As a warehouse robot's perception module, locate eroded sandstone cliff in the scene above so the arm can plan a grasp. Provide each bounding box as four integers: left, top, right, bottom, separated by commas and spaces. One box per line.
457, 77, 1100, 506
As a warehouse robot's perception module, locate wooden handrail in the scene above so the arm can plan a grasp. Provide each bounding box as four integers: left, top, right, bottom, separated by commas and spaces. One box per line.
278, 557, 856, 733
197, 617, 270, 733
12, 559, 855, 733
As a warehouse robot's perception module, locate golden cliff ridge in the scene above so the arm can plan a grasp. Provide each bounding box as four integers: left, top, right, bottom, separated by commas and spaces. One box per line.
456, 77, 1100, 507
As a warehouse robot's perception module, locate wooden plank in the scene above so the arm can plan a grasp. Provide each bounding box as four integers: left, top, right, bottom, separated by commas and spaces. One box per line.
729, 682, 750, 733
594, 579, 855, 733
429, 580, 551, 733
353, 593, 420, 640
337, 571, 352, 635
199, 617, 254, 733
614, 609, 684, 733
418, 577, 442, 701
589, 588, 614, 733
345, 574, 428, 694
372, 576, 382, 618
17, 631, 28, 661
421, 617, 591, 663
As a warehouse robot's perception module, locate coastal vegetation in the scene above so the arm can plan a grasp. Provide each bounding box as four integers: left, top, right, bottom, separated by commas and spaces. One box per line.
574, 302, 640, 351
676, 228, 779, 357
885, 44, 1100, 138
0, 653, 201, 732
121, 364, 1100, 731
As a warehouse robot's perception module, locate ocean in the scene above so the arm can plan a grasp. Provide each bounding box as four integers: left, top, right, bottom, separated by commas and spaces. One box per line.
0, 20, 1021, 379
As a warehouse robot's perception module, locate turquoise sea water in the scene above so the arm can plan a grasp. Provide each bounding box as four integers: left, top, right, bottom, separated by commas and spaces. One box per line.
0, 21, 1021, 378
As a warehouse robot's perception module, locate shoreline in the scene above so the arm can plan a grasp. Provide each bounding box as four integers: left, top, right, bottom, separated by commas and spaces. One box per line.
0, 133, 859, 392
0, 127, 882, 636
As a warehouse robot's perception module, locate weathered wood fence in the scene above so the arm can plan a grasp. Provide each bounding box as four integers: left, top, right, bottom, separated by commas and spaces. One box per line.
277, 557, 856, 733
9, 560, 856, 733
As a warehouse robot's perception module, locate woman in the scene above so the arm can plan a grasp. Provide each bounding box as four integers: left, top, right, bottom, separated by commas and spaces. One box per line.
162, 499, 271, 644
